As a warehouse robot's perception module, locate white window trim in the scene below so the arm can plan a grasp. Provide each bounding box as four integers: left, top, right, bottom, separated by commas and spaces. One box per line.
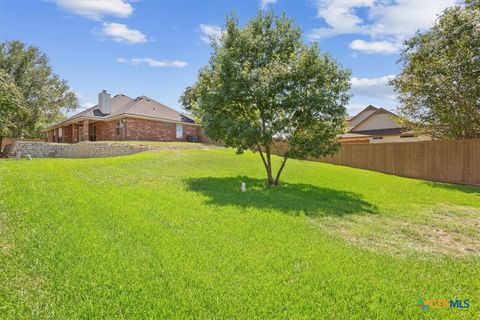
176, 124, 183, 139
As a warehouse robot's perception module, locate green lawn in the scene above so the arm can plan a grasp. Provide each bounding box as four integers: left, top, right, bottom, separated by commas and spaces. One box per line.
104, 140, 220, 149
1, 148, 479, 319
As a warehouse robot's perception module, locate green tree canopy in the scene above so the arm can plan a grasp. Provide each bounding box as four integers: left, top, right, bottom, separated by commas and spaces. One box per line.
0, 40, 78, 138
0, 69, 26, 150
391, 1, 480, 139
181, 12, 350, 186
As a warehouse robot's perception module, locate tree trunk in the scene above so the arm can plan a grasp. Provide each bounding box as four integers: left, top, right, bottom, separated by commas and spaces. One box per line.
274, 157, 288, 186
265, 145, 274, 186
0, 136, 3, 154
258, 145, 289, 187
258, 144, 274, 186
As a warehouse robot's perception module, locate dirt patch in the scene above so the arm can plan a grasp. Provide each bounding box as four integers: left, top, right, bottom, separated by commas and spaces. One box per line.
313, 205, 480, 258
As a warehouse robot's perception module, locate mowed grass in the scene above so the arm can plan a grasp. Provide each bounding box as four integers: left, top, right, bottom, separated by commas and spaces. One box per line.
0, 148, 479, 319
104, 140, 220, 149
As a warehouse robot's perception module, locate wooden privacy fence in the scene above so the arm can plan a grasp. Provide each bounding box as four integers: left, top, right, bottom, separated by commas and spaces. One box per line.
273, 139, 480, 186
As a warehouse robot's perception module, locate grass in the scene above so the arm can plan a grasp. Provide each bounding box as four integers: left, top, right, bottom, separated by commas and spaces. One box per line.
1, 148, 479, 319
104, 140, 220, 149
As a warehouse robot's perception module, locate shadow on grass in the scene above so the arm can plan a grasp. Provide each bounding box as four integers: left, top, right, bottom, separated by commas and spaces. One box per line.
421, 181, 480, 195
186, 176, 378, 217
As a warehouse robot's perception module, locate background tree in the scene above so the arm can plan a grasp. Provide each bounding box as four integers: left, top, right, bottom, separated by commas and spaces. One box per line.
391, 0, 480, 139
181, 12, 350, 186
0, 69, 26, 151
0, 40, 78, 138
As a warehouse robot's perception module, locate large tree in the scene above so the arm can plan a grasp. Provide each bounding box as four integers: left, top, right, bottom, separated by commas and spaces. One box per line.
0, 69, 26, 151
391, 0, 480, 139
181, 12, 350, 186
0, 41, 78, 138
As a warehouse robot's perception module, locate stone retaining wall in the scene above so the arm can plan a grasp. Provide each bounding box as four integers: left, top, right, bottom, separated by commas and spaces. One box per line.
5, 141, 150, 158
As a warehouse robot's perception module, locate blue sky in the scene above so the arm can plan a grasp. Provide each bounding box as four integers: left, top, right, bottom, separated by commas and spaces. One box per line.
0, 0, 456, 116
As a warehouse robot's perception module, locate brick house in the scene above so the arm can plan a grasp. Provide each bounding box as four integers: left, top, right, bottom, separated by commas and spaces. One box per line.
44, 91, 204, 143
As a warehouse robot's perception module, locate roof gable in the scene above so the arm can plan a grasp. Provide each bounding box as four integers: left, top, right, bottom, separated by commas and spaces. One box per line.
126, 96, 192, 123
350, 108, 400, 132
348, 105, 378, 130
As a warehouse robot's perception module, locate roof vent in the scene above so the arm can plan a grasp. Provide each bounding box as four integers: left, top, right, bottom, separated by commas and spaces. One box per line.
98, 90, 111, 115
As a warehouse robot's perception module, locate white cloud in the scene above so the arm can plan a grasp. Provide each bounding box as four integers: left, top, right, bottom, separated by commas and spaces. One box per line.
199, 24, 222, 44
367, 0, 456, 39
309, 0, 456, 54
55, 0, 133, 20
100, 22, 147, 44
310, 0, 374, 40
350, 75, 396, 99
81, 102, 95, 109
117, 57, 187, 68
349, 39, 399, 54
260, 0, 277, 10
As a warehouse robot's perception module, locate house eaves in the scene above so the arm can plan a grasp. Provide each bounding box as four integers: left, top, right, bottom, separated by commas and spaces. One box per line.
44, 113, 200, 132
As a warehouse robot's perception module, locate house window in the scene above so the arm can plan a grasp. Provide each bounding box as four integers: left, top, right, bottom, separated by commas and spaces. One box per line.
89, 125, 96, 141
116, 121, 121, 135
78, 125, 83, 142
372, 136, 383, 140
77, 124, 83, 142
176, 124, 183, 139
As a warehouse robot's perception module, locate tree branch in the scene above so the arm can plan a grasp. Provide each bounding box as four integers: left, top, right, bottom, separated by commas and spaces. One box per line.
257, 144, 268, 170
274, 157, 288, 185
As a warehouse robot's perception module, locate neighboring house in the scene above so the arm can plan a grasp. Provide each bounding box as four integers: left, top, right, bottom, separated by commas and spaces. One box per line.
340, 105, 430, 144
44, 90, 204, 143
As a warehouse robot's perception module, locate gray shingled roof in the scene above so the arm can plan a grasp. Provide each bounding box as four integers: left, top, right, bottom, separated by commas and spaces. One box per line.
48, 94, 195, 129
